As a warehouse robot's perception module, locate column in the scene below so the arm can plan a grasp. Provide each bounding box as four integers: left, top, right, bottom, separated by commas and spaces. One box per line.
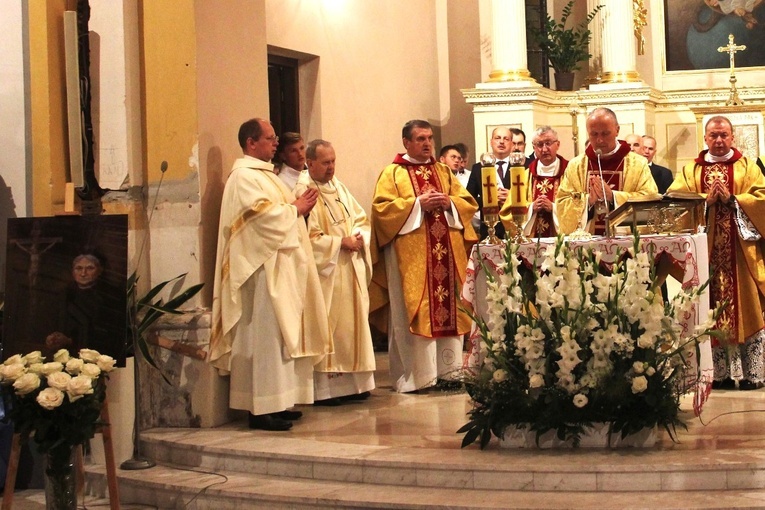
584, 0, 604, 85
487, 0, 534, 83
600, 0, 641, 83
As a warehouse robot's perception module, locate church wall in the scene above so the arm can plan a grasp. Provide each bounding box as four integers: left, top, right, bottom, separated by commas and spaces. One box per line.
0, 0, 27, 294
264, 0, 443, 209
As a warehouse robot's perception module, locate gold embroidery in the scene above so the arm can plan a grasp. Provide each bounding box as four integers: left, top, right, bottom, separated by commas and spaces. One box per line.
416, 166, 432, 181
432, 242, 447, 261
536, 178, 553, 195
435, 285, 449, 303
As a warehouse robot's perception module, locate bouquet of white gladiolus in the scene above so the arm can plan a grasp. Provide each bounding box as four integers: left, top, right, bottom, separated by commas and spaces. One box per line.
460, 235, 721, 449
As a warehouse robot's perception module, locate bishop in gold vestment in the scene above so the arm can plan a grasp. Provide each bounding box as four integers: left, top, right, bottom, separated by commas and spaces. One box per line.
370, 120, 478, 393
668, 115, 765, 388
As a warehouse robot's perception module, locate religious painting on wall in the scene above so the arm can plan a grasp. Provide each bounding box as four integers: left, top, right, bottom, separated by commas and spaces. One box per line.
3, 215, 128, 366
664, 0, 765, 71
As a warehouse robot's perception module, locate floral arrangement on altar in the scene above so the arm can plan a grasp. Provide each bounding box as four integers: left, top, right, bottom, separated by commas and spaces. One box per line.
0, 348, 115, 452
459, 236, 721, 449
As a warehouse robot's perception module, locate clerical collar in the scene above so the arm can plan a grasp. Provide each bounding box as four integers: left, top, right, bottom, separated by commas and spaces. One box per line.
536, 158, 559, 176
600, 144, 620, 158
403, 154, 431, 164
705, 150, 735, 163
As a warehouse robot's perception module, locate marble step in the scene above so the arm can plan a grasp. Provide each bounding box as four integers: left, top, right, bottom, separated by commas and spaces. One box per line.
133, 427, 765, 493
84, 463, 765, 510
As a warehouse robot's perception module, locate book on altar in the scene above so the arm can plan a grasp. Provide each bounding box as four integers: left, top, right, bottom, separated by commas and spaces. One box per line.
606, 194, 705, 237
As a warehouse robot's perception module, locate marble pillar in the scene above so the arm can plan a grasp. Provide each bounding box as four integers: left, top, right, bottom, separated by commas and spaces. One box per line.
486, 0, 535, 83
599, 0, 642, 84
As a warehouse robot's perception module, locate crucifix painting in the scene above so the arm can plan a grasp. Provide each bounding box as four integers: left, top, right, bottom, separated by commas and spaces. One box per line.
3, 215, 128, 366
664, 0, 765, 71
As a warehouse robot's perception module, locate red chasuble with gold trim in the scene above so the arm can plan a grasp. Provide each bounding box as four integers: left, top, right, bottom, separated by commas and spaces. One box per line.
529, 156, 567, 238
586, 143, 630, 235
698, 152, 741, 345
395, 155, 460, 336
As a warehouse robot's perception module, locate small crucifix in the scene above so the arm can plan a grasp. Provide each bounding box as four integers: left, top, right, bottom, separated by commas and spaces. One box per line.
718, 34, 746, 106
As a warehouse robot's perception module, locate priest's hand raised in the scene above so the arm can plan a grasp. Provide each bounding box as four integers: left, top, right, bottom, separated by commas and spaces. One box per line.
294, 188, 318, 216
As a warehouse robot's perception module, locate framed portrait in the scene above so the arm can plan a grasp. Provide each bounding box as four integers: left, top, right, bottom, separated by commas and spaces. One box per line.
664, 0, 765, 72
3, 215, 128, 366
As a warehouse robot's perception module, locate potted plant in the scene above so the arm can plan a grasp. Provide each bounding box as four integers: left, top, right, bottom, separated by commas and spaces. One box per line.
529, 0, 603, 91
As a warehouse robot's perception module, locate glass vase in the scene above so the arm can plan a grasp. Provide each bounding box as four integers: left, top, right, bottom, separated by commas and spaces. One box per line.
44, 443, 77, 510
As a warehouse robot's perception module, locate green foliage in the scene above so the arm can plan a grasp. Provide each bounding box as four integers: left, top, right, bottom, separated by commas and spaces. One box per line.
529, 1, 604, 74
127, 272, 203, 382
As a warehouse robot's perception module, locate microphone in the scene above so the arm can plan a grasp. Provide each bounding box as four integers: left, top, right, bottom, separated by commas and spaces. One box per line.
594, 149, 608, 214
160, 160, 168, 173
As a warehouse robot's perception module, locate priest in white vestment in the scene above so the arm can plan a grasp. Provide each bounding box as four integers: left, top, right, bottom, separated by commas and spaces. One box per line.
295, 139, 376, 405
209, 118, 332, 431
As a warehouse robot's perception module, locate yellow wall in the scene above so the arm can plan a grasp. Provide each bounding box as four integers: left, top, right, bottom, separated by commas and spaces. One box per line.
28, 0, 71, 216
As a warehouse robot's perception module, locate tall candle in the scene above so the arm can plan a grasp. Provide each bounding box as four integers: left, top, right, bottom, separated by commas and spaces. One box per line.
481, 166, 499, 209
509, 165, 529, 207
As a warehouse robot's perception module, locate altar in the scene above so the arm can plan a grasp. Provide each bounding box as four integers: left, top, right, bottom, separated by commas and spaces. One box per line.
461, 234, 713, 413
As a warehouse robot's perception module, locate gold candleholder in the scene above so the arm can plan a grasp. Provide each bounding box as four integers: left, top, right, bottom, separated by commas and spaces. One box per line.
481, 210, 501, 245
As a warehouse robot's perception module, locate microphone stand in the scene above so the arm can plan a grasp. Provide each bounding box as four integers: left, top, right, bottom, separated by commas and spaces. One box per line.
595, 150, 612, 238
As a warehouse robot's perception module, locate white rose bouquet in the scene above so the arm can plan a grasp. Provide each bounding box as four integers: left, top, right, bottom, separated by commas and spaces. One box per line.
0, 348, 115, 453
460, 235, 722, 448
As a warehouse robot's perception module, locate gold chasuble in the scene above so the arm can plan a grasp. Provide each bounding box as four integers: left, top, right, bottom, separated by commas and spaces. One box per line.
370, 156, 478, 338
209, 157, 331, 373
556, 142, 658, 235
668, 149, 765, 347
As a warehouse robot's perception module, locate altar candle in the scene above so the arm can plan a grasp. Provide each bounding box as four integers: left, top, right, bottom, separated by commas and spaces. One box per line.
481, 166, 499, 209
509, 165, 529, 208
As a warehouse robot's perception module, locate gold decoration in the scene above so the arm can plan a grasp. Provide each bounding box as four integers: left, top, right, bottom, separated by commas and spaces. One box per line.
633, 0, 647, 56
718, 34, 746, 106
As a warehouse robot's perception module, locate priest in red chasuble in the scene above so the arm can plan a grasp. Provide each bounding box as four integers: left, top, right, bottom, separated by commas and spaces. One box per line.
668, 115, 765, 390
556, 108, 658, 235
500, 126, 568, 238
370, 119, 478, 393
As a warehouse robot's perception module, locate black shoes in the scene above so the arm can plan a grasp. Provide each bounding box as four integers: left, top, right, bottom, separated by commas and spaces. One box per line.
273, 409, 303, 420
313, 397, 343, 406
339, 391, 371, 402
712, 378, 735, 390
248, 413, 292, 431
738, 379, 762, 391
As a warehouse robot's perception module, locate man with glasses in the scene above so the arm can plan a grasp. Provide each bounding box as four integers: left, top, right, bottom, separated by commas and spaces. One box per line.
466, 127, 530, 240
501, 126, 567, 238
209, 118, 331, 431
370, 119, 478, 393
668, 115, 765, 391
295, 139, 376, 405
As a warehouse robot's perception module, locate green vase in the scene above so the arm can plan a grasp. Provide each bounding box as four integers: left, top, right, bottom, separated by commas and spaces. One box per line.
44, 443, 77, 510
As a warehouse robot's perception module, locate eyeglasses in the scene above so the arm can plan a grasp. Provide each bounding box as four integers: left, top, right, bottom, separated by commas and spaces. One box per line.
325, 198, 351, 226
265, 135, 279, 143
533, 140, 558, 149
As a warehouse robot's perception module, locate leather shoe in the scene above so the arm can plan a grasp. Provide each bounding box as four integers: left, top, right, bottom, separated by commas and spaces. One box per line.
248, 413, 292, 431
313, 397, 342, 406
273, 410, 302, 420
712, 378, 735, 390
339, 391, 371, 401
738, 379, 762, 391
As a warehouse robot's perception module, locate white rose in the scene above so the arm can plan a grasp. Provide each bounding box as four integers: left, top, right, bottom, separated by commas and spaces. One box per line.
36, 387, 64, 410
65, 358, 84, 375
632, 361, 645, 374
40, 362, 64, 376
46, 371, 72, 391
96, 355, 116, 373
646, 366, 656, 376
66, 375, 94, 402
53, 349, 71, 364
631, 375, 648, 394
492, 369, 508, 383
529, 374, 544, 388
78, 349, 101, 363
80, 363, 101, 379
13, 373, 41, 395
573, 393, 589, 408
27, 363, 43, 375
3, 354, 23, 366
22, 351, 44, 365
0, 363, 26, 383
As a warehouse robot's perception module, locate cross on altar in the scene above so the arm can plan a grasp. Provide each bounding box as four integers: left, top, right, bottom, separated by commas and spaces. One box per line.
512, 173, 525, 203
483, 173, 495, 205
718, 34, 746, 106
